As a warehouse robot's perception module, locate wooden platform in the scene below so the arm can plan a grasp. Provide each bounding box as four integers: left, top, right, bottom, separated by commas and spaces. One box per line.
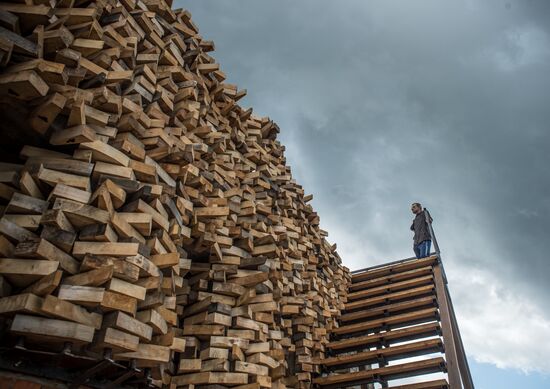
314, 255, 453, 388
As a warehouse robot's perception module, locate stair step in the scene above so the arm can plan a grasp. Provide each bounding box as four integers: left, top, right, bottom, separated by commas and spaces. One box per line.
341, 295, 437, 323
312, 357, 447, 388
389, 379, 449, 389
318, 338, 443, 370
328, 322, 441, 352
332, 308, 439, 336
351, 256, 438, 283
345, 285, 435, 312
347, 275, 434, 301
350, 266, 433, 292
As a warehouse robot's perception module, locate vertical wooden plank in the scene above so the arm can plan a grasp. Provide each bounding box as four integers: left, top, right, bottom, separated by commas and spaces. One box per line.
433, 263, 462, 389
447, 289, 475, 389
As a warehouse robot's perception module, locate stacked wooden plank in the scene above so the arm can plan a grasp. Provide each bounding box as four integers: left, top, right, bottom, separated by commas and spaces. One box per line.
313, 256, 450, 389
0, 1, 350, 388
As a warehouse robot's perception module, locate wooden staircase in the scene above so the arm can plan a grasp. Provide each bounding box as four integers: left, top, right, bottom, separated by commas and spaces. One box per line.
313, 255, 473, 389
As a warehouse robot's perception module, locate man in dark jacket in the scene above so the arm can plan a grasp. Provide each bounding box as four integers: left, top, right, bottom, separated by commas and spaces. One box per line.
410, 203, 433, 259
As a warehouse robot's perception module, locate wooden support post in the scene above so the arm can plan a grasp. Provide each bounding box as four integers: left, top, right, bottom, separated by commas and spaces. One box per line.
447, 287, 475, 389
433, 263, 462, 389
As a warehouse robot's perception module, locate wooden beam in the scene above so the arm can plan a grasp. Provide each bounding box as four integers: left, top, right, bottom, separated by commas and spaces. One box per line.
0, 258, 59, 287
10, 314, 95, 344
433, 263, 462, 389
41, 294, 102, 329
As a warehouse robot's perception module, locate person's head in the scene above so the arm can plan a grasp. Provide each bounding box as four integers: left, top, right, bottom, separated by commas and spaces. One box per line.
411, 202, 422, 215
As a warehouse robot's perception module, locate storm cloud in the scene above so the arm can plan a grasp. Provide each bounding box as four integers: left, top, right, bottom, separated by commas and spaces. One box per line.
180, 0, 550, 374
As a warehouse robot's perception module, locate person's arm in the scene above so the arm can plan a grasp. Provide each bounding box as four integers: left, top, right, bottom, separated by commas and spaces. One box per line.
410, 222, 414, 231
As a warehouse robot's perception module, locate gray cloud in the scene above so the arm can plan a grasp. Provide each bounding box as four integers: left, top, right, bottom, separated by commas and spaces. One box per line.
180, 0, 550, 373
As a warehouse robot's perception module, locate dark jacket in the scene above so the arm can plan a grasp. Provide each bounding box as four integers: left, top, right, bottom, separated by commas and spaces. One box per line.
410, 210, 432, 246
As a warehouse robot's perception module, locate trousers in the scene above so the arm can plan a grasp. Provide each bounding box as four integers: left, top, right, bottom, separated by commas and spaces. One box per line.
414, 240, 432, 259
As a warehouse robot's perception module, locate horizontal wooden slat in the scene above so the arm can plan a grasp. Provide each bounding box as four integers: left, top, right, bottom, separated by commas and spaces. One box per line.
332, 308, 439, 336
351, 256, 438, 283
345, 285, 435, 311
350, 266, 433, 292
389, 379, 449, 389
347, 275, 434, 301
327, 322, 441, 352
312, 357, 447, 387
341, 295, 436, 323
317, 338, 443, 369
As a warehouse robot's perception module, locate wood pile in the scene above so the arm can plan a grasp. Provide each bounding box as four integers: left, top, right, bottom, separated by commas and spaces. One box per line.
0, 0, 350, 388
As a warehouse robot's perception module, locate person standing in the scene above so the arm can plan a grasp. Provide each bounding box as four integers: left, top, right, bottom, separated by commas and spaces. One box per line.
410, 203, 433, 259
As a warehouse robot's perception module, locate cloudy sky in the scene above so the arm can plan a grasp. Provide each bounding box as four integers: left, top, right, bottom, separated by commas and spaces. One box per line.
181, 1, 550, 387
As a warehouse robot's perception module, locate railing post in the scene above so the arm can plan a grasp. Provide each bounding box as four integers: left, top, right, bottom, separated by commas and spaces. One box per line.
424, 208, 440, 256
